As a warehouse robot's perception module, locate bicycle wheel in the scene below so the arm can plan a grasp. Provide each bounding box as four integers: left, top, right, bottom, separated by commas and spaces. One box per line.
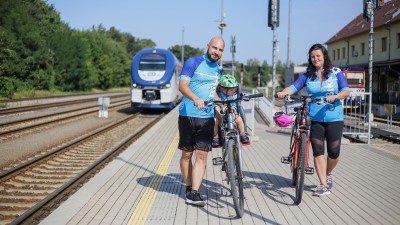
290, 112, 300, 186
294, 132, 307, 205
290, 126, 297, 186
227, 139, 244, 217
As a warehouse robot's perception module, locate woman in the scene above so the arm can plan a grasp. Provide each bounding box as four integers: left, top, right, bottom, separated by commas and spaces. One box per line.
277, 43, 350, 196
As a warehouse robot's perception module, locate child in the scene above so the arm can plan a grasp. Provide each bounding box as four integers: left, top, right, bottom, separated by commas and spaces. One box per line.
212, 74, 250, 147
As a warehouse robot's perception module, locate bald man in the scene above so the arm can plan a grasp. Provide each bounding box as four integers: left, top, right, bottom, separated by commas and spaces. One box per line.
178, 36, 225, 206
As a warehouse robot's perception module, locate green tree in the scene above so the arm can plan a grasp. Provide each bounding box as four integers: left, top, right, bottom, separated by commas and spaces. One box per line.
169, 45, 203, 63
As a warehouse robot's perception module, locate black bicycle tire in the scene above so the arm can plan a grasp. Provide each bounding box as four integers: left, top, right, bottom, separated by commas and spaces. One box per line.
234, 138, 244, 217
294, 132, 307, 205
290, 125, 297, 186
227, 139, 244, 217
290, 110, 301, 186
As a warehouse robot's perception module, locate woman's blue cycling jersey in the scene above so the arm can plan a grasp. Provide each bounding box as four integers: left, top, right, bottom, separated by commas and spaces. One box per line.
288, 67, 349, 122
179, 54, 222, 118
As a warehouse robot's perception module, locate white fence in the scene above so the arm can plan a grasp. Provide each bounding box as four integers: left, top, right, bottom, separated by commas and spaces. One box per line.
342, 92, 370, 139
240, 88, 274, 136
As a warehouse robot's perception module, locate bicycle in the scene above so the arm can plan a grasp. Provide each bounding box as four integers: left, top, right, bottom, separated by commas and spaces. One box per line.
277, 94, 330, 205
208, 92, 263, 218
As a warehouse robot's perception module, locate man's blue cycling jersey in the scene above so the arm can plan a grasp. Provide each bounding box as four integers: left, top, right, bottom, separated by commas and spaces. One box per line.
179, 54, 222, 118
288, 67, 349, 122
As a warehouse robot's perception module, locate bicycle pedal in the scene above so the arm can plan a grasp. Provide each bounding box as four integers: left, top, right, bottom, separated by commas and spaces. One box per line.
306, 167, 314, 174
212, 157, 223, 165
281, 156, 291, 164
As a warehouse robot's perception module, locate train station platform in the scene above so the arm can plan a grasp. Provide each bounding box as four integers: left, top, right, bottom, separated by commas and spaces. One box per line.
40, 107, 400, 225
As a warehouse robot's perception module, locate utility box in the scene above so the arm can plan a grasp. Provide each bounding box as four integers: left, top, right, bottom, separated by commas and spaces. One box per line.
98, 97, 110, 118
384, 104, 397, 128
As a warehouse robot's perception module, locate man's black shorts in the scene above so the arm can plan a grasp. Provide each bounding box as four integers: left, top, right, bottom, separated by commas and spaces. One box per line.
178, 116, 215, 152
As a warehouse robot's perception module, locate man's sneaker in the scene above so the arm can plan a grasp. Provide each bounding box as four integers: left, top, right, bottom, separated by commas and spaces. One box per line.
186, 190, 206, 207
212, 137, 220, 148
327, 173, 333, 190
185, 185, 192, 200
240, 134, 250, 146
312, 184, 331, 196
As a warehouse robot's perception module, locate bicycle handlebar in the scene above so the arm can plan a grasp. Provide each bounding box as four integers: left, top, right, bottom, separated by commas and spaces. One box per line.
275, 94, 335, 105
204, 93, 264, 106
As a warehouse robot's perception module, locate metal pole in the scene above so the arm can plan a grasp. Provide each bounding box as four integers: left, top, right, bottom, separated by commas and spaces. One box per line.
231, 36, 236, 76
181, 27, 185, 63
367, 2, 374, 144
220, 0, 224, 36
286, 0, 291, 68
272, 27, 277, 103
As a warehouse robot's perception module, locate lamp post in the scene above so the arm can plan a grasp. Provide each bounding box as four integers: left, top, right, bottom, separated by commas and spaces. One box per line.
364, 0, 374, 144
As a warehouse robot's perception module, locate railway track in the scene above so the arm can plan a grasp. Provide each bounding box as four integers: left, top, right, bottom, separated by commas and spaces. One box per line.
0, 100, 130, 141
344, 113, 400, 144
0, 93, 129, 116
0, 113, 164, 225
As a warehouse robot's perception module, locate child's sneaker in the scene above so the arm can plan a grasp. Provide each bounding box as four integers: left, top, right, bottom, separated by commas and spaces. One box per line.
212, 137, 220, 148
240, 133, 250, 146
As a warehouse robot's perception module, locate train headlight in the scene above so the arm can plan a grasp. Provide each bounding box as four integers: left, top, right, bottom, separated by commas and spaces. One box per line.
132, 83, 137, 88
165, 83, 171, 88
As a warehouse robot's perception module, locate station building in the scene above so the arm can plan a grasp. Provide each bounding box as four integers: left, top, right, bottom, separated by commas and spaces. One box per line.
326, 0, 400, 115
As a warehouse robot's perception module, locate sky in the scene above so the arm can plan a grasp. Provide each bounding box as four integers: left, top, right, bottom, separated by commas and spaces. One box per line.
46, 0, 366, 66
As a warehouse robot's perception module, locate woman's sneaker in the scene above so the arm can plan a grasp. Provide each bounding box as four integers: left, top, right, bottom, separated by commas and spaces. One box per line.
327, 173, 333, 190
186, 190, 206, 207
312, 184, 331, 196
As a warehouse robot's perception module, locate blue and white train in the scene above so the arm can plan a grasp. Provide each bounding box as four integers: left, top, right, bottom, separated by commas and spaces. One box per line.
131, 48, 182, 109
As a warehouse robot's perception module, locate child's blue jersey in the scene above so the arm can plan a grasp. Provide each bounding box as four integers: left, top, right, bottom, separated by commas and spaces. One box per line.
218, 91, 238, 109
179, 54, 221, 118
288, 67, 349, 122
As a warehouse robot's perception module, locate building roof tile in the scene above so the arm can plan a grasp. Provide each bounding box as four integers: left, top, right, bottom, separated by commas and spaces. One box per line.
326, 0, 400, 44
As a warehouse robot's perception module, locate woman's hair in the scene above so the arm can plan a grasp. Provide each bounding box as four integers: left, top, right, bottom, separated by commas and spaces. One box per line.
306, 43, 333, 80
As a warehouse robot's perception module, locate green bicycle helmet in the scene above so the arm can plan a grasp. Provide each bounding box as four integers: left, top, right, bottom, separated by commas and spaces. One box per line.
219, 74, 238, 88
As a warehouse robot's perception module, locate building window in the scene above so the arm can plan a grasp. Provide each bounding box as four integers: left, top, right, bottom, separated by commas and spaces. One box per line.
333, 50, 336, 60
361, 42, 365, 56
397, 33, 400, 48
381, 37, 387, 52
351, 45, 355, 57
342, 47, 345, 59
337, 48, 340, 60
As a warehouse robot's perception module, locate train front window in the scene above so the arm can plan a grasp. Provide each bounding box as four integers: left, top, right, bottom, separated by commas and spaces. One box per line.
139, 61, 166, 71
139, 53, 166, 71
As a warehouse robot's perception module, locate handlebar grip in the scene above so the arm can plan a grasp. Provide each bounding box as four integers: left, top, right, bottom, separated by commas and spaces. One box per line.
247, 93, 264, 98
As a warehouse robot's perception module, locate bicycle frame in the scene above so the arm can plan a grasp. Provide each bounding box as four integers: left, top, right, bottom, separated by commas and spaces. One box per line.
280, 94, 316, 205
290, 105, 311, 171
221, 104, 243, 170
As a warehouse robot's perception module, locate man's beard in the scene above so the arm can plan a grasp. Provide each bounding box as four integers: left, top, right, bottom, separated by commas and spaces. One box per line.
207, 50, 219, 63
